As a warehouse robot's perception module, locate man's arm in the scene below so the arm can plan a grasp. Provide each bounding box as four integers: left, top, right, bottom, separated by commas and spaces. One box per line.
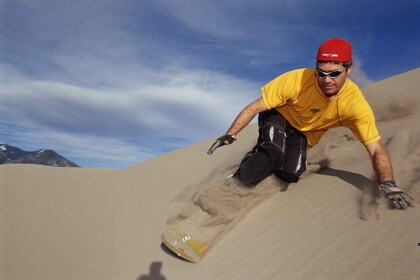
365, 140, 414, 209
226, 97, 268, 136
364, 140, 394, 182
207, 97, 268, 154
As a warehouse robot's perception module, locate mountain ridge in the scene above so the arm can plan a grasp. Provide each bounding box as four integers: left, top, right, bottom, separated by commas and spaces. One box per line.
0, 143, 79, 167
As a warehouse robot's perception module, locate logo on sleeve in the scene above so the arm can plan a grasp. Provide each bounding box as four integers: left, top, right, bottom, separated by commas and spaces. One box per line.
310, 108, 321, 114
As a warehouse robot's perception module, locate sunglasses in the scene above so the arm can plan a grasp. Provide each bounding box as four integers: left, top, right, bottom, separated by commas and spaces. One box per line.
315, 68, 346, 79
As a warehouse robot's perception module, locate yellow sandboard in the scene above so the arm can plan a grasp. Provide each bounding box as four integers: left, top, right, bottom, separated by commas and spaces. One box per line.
161, 225, 210, 263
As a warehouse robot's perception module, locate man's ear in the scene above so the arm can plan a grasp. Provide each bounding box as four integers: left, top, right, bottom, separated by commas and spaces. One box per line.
346, 64, 354, 75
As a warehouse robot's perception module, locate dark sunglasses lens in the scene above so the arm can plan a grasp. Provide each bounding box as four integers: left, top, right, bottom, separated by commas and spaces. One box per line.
329, 70, 343, 78
316, 70, 327, 77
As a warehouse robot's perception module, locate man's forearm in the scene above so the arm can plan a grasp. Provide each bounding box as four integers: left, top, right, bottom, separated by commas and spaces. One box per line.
372, 153, 394, 182
367, 142, 394, 182
226, 107, 257, 135
226, 97, 268, 136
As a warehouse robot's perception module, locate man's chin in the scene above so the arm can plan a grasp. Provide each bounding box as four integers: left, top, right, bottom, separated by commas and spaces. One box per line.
322, 87, 338, 97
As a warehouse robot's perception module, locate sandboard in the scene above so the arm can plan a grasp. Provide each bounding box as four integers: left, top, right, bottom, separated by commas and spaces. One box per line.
161, 224, 211, 263
161, 175, 279, 262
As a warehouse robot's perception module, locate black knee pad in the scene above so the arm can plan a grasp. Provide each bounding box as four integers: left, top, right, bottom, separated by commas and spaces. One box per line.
237, 149, 272, 187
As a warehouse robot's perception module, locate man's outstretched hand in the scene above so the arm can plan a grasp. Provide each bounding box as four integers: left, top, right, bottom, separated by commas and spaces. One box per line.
378, 181, 415, 210
207, 134, 237, 155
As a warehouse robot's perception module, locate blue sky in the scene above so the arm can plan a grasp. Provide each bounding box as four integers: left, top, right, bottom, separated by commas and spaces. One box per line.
1, 0, 419, 168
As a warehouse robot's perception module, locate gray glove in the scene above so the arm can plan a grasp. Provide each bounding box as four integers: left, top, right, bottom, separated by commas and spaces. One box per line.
207, 134, 237, 155
378, 181, 414, 210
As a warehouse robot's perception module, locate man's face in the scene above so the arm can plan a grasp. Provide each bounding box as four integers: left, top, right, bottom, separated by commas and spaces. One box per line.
316, 62, 353, 98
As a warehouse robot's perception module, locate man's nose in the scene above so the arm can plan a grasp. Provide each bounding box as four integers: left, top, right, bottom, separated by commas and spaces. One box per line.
323, 75, 333, 82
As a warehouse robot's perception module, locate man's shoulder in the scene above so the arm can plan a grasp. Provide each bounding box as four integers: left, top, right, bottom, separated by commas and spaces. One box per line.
339, 79, 365, 103
339, 80, 374, 117
262, 68, 316, 105
271, 68, 315, 86
342, 78, 362, 94
283, 68, 315, 78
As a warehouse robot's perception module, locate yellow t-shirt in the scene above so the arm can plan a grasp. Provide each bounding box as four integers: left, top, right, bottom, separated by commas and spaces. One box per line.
261, 68, 380, 147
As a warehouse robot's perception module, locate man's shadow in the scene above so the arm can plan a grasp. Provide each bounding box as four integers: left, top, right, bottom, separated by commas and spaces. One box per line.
137, 262, 167, 280
316, 167, 381, 220
318, 167, 376, 193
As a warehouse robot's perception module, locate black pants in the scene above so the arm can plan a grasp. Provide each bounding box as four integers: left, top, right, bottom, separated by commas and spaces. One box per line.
236, 110, 307, 186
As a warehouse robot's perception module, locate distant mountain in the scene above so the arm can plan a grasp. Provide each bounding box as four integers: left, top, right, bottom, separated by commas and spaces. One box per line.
0, 143, 79, 167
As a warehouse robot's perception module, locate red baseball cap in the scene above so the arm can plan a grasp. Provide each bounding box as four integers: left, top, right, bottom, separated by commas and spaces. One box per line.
317, 38, 352, 62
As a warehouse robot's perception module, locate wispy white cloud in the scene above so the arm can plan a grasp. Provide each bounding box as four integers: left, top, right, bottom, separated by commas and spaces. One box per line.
1, 63, 257, 131
0, 63, 258, 167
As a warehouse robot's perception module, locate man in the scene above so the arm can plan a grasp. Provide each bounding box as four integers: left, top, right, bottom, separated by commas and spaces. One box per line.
208, 38, 414, 210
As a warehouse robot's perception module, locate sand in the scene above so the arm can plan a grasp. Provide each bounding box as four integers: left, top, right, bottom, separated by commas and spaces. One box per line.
1, 68, 419, 280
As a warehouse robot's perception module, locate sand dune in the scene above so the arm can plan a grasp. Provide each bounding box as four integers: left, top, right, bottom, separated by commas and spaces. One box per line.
1, 68, 419, 280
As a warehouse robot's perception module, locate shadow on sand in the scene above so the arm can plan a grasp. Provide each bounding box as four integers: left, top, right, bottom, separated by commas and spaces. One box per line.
137, 262, 167, 280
